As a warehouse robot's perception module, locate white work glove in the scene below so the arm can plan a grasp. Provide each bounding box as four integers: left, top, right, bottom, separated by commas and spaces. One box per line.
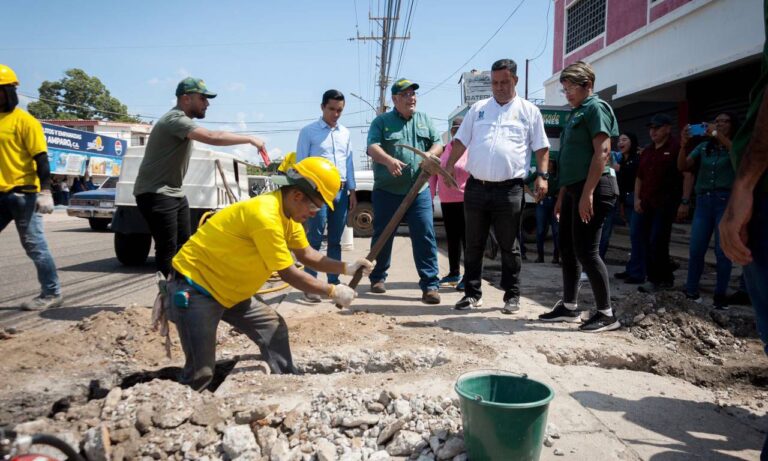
343, 258, 374, 276
329, 284, 356, 308
36, 190, 54, 214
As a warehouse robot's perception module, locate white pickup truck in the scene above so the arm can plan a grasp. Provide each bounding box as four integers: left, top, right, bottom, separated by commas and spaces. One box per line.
111, 145, 252, 265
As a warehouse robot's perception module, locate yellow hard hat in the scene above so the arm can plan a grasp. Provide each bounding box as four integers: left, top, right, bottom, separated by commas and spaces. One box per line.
277, 152, 297, 173
0, 65, 19, 86
287, 157, 341, 210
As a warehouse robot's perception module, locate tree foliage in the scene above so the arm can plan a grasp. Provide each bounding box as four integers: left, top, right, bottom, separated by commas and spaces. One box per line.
27, 69, 140, 122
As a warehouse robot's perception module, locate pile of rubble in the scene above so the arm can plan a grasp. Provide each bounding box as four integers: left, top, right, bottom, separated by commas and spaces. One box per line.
614, 291, 754, 358
12, 379, 486, 460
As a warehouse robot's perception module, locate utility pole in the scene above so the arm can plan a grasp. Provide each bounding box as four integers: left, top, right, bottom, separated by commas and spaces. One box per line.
351, 1, 410, 114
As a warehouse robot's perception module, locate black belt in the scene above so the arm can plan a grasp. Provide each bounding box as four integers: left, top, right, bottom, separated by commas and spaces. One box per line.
469, 176, 524, 187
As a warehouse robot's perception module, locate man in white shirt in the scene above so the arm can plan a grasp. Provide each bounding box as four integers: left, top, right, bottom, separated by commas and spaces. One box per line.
446, 59, 550, 313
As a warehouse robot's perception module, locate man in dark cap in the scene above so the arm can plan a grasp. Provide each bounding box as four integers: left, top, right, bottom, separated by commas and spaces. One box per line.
366, 78, 444, 304
134, 77, 267, 277
632, 113, 685, 292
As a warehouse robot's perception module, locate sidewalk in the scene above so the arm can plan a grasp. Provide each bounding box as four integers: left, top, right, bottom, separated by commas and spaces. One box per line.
218, 232, 764, 460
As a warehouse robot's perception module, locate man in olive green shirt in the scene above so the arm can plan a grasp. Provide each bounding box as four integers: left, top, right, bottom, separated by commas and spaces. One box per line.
366, 78, 443, 304
134, 77, 266, 276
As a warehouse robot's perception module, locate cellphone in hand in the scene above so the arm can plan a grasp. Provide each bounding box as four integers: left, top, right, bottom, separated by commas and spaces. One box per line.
688, 123, 707, 136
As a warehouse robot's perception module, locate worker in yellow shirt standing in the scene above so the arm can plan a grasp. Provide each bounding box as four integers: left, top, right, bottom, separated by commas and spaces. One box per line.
0, 65, 62, 311
168, 157, 372, 390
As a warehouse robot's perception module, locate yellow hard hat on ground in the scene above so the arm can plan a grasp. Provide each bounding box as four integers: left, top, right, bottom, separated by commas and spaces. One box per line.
272, 157, 341, 210
0, 65, 19, 86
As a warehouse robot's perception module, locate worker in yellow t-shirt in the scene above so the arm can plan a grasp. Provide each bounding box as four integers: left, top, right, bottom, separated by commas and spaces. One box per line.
0, 64, 62, 311
167, 157, 372, 390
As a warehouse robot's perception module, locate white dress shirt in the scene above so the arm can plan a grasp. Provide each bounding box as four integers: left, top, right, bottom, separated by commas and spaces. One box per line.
455, 96, 549, 182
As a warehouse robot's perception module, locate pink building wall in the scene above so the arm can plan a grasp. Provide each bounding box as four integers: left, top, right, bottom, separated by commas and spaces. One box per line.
553, 0, 696, 72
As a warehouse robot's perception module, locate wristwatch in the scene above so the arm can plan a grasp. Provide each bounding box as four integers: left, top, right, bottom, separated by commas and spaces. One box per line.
681, 198, 691, 205
536, 171, 550, 180
711, 130, 718, 137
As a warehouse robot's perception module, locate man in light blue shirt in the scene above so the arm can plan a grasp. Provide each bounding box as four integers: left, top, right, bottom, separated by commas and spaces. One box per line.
296, 89, 357, 300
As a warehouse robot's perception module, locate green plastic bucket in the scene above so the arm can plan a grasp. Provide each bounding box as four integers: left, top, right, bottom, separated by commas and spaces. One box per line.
455, 370, 555, 461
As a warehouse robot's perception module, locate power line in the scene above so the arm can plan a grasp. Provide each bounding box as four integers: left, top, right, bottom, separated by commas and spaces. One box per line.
528, 0, 552, 62
1, 38, 349, 52
19, 91, 368, 125
419, 0, 528, 97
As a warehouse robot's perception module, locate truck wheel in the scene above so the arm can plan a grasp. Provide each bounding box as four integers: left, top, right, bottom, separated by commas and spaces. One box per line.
89, 218, 111, 231
521, 207, 539, 244
114, 232, 151, 266
348, 202, 374, 238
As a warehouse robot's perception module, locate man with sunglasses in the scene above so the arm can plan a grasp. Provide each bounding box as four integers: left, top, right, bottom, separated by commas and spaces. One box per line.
366, 78, 444, 305
166, 157, 373, 390
134, 77, 268, 277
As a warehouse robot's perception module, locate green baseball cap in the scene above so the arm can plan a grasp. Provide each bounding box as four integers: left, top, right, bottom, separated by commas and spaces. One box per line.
175, 77, 217, 98
391, 78, 419, 95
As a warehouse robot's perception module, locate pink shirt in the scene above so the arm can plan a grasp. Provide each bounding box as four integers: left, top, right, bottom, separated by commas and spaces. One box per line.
429, 140, 469, 203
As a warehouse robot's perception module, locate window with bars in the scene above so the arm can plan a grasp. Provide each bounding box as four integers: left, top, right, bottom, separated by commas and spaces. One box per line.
565, 0, 606, 53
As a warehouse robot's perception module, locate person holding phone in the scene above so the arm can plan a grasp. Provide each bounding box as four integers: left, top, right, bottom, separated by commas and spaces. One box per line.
678, 113, 740, 309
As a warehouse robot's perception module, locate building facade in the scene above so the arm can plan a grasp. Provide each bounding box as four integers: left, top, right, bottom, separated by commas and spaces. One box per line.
544, 0, 764, 143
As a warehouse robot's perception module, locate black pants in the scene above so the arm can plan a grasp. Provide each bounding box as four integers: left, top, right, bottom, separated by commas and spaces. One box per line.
136, 193, 191, 277
559, 176, 617, 310
636, 201, 677, 284
441, 201, 466, 277
463, 177, 523, 302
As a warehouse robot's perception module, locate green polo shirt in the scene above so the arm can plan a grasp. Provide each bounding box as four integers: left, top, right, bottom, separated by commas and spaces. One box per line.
367, 109, 442, 195
558, 95, 619, 188
689, 141, 735, 194
730, 0, 768, 193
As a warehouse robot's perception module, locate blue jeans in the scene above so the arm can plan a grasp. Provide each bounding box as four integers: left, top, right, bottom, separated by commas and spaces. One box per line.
536, 196, 559, 259
623, 193, 644, 277
599, 204, 620, 260
369, 188, 439, 292
743, 193, 768, 356
685, 191, 732, 296
0, 192, 60, 297
305, 188, 350, 284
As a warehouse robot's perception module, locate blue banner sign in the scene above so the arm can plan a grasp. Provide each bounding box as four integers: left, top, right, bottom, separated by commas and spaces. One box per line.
42, 123, 125, 158
43, 123, 124, 176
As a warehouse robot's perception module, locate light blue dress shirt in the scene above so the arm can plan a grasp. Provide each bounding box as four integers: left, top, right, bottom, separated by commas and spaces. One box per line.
296, 119, 356, 190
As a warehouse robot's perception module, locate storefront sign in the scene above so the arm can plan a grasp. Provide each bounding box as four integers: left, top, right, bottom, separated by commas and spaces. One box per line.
43, 123, 123, 176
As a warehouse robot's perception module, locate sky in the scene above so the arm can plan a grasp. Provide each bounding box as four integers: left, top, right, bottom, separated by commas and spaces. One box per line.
4, 0, 555, 167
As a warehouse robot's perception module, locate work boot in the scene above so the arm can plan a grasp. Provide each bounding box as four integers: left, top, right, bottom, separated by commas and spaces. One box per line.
421, 290, 440, 305
370, 281, 386, 294
21, 294, 63, 311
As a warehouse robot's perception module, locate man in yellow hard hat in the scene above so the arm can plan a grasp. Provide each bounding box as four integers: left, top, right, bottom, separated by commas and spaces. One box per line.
0, 64, 62, 310
166, 157, 373, 390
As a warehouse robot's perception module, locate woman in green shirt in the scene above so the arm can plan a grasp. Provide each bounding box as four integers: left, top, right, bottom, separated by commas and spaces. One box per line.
678, 112, 740, 309
538, 61, 620, 333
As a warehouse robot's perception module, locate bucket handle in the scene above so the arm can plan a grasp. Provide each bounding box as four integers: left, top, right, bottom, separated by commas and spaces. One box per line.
460, 369, 528, 403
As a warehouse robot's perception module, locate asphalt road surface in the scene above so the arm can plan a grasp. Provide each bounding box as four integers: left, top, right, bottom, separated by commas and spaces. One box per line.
0, 210, 157, 331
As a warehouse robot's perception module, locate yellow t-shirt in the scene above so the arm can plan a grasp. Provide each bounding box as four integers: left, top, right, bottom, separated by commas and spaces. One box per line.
0, 108, 46, 193
172, 190, 308, 307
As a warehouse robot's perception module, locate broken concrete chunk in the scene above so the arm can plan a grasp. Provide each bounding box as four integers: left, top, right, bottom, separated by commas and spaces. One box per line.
436, 436, 464, 460
83, 424, 111, 461
376, 418, 405, 445
341, 414, 380, 428
386, 430, 422, 456
222, 425, 259, 459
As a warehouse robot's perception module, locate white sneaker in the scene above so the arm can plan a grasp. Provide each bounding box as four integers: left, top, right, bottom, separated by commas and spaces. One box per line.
21, 294, 63, 311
